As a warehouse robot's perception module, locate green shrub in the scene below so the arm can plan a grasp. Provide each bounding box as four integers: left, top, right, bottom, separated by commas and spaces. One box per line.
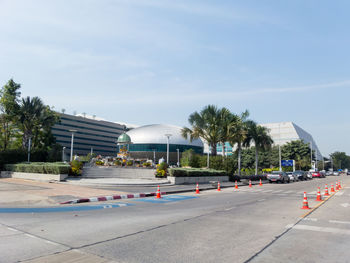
4, 162, 70, 174
70, 160, 83, 176
127, 160, 133, 166
143, 162, 151, 167
180, 149, 200, 168
95, 160, 104, 166
155, 162, 168, 178
114, 160, 121, 166
168, 168, 227, 177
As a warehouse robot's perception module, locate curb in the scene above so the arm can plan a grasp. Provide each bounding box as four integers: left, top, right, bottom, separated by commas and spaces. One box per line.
60, 181, 267, 205
60, 192, 168, 204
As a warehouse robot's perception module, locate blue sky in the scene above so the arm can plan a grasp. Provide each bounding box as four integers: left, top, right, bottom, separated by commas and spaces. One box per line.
0, 0, 349, 156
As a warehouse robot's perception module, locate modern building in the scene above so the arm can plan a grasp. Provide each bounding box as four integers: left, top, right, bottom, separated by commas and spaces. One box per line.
124, 124, 204, 164
204, 121, 322, 160
260, 122, 323, 160
52, 113, 128, 159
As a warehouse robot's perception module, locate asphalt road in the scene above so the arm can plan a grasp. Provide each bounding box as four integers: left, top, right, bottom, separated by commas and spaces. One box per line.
0, 176, 349, 263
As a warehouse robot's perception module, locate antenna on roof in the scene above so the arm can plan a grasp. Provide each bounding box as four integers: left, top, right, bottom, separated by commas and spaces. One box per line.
82, 112, 86, 118
73, 110, 77, 116
93, 115, 96, 119
61, 109, 66, 114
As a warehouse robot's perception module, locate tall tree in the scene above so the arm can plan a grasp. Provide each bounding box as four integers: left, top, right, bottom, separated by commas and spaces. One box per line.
227, 110, 250, 176
245, 122, 274, 175
18, 96, 45, 149
182, 105, 223, 156
282, 140, 312, 170
0, 79, 21, 150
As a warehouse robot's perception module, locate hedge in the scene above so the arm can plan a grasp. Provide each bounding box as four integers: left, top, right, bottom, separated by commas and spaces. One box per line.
4, 162, 70, 175
168, 168, 228, 177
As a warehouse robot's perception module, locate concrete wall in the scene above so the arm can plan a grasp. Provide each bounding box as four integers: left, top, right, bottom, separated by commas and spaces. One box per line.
82, 166, 156, 179
168, 176, 229, 185
0, 171, 68, 181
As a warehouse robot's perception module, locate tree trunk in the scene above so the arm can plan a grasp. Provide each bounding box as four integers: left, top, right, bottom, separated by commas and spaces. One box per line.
211, 143, 217, 156
238, 144, 241, 176
255, 148, 258, 175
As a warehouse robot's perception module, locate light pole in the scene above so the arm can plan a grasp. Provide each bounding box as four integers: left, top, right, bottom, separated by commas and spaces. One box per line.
279, 123, 282, 171
27, 136, 32, 163
207, 144, 210, 168
165, 134, 172, 164
176, 148, 180, 167
69, 129, 77, 162
62, 147, 66, 162
310, 141, 313, 170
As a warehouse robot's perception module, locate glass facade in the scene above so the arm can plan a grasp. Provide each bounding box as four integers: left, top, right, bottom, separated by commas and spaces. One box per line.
128, 144, 203, 154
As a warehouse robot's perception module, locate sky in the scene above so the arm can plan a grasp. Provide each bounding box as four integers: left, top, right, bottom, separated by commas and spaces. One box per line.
0, 0, 349, 156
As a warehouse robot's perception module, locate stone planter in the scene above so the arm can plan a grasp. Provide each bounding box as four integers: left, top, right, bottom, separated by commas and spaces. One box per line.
0, 171, 68, 182
168, 175, 229, 185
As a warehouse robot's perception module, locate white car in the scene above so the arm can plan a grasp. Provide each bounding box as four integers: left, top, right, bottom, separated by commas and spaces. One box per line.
286, 172, 298, 182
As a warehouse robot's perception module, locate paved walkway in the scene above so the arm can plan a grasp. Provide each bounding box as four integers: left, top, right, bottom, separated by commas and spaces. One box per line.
0, 178, 128, 207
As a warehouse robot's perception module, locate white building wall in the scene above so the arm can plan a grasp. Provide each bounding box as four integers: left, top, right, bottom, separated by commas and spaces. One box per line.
261, 122, 323, 160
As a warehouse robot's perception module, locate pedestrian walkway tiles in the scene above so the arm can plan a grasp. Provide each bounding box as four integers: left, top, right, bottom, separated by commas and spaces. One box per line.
134, 195, 198, 204
0, 203, 133, 213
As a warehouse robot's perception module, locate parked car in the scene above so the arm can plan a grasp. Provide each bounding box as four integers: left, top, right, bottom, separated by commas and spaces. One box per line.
286, 172, 298, 182
312, 171, 325, 178
293, 170, 308, 180
306, 172, 313, 180
267, 171, 290, 183
333, 171, 339, 176
326, 171, 333, 176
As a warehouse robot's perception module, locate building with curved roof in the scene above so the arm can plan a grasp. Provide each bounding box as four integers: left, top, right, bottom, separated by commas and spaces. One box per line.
124, 124, 204, 164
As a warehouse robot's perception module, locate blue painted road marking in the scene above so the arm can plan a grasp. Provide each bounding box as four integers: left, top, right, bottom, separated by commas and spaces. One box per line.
135, 195, 197, 203
0, 203, 133, 213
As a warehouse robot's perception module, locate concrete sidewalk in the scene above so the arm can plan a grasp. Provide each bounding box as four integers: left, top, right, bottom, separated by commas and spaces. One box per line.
0, 177, 265, 207
0, 178, 129, 207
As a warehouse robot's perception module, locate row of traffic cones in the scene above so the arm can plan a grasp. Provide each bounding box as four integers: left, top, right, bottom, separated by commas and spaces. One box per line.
301, 181, 343, 209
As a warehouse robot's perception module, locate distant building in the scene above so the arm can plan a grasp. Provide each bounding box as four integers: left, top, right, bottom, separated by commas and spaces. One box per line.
124, 124, 204, 164
204, 122, 322, 160
52, 113, 130, 158
260, 122, 323, 160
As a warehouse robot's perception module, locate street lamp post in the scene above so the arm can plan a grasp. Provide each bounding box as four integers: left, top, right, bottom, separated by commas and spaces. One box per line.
176, 148, 180, 167
27, 136, 32, 163
62, 147, 66, 162
164, 134, 172, 164
310, 141, 313, 170
69, 129, 77, 162
278, 123, 282, 171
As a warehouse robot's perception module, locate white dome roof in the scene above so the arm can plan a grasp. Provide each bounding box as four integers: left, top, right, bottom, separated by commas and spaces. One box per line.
126, 124, 203, 147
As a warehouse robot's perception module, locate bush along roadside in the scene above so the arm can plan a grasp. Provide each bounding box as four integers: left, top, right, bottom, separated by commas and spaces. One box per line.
4, 162, 70, 175
168, 168, 228, 177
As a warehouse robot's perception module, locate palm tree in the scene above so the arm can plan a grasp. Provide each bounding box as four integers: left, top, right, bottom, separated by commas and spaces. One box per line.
245, 122, 274, 175
227, 110, 250, 176
218, 108, 238, 158
18, 96, 45, 148
182, 105, 224, 156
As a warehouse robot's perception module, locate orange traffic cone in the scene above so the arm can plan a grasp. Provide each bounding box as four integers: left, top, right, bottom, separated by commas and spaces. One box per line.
235, 181, 238, 189
324, 184, 330, 196
217, 181, 221, 191
301, 192, 310, 209
336, 182, 339, 191
339, 181, 342, 189
316, 187, 323, 201
331, 184, 335, 193
156, 185, 162, 198
249, 180, 252, 188
259, 179, 263, 186
195, 183, 200, 194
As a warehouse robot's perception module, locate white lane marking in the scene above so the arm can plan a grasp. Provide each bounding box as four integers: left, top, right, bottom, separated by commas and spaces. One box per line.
7, 227, 18, 232
329, 220, 350, 225
45, 240, 58, 245
225, 207, 236, 211
309, 191, 316, 195
302, 218, 318, 222
297, 191, 304, 194
341, 203, 350, 208
284, 191, 294, 194
288, 224, 350, 235
336, 192, 344, 196
263, 190, 273, 193
272, 190, 283, 193
25, 234, 37, 239
258, 199, 266, 202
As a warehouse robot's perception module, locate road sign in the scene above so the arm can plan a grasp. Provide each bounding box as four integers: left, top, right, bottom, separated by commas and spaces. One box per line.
281, 160, 294, 167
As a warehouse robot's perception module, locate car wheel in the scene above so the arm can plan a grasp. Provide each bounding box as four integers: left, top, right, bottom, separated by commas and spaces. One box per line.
269, 180, 272, 184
